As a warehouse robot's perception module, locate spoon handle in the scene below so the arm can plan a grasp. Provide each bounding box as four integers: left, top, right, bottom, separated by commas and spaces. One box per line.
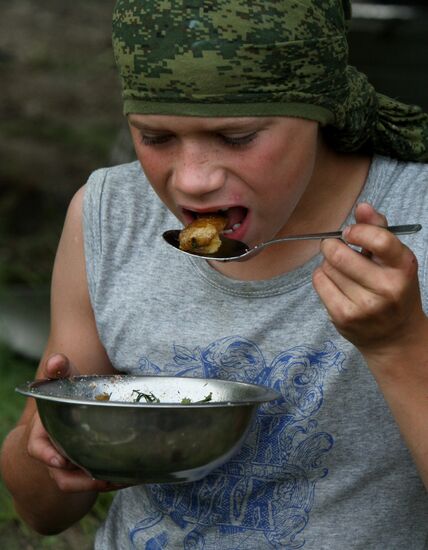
257, 224, 422, 247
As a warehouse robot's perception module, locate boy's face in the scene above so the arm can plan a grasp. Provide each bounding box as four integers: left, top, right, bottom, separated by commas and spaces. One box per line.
128, 114, 319, 248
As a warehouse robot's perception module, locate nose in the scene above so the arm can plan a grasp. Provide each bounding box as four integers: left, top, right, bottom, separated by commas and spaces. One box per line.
171, 142, 226, 197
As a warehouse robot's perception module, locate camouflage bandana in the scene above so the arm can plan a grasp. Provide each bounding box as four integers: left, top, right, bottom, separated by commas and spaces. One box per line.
112, 0, 428, 161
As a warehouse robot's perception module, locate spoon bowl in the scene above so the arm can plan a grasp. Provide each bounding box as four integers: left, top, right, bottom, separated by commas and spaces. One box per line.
163, 224, 422, 262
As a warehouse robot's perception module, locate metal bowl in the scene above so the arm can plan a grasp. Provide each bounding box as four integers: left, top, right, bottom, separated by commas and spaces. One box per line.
16, 375, 279, 484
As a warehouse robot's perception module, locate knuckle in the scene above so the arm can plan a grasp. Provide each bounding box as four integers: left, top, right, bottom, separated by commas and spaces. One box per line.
379, 270, 409, 304
53, 476, 71, 493
26, 439, 38, 459
27, 437, 43, 461
324, 240, 346, 267
51, 471, 78, 493
360, 293, 381, 314
335, 303, 359, 328
381, 282, 400, 305
403, 248, 419, 277
371, 230, 391, 252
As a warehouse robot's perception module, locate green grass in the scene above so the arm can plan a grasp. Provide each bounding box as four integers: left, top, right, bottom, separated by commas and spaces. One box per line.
0, 345, 37, 522
0, 343, 112, 548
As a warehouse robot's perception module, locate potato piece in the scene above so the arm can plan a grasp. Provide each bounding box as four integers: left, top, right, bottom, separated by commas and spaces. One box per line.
179, 215, 227, 254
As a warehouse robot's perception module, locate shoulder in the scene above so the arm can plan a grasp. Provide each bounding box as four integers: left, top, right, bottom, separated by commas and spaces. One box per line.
372, 155, 428, 188
368, 155, 428, 253
369, 156, 428, 213
83, 161, 157, 215
84, 160, 147, 198
90, 160, 145, 182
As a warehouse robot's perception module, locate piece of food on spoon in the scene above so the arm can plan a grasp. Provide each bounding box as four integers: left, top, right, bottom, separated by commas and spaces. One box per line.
179, 215, 227, 254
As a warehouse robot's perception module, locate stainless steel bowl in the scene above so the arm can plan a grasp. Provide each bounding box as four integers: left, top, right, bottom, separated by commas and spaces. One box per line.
17, 375, 280, 484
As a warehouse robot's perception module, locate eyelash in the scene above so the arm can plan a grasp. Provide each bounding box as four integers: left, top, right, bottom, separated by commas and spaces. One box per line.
139, 132, 257, 148
221, 132, 257, 147
140, 134, 171, 146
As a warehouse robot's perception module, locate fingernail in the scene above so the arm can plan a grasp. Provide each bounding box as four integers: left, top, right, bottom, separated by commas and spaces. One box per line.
50, 457, 61, 467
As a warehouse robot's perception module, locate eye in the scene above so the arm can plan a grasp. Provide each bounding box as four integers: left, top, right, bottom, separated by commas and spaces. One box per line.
139, 133, 173, 146
219, 132, 257, 147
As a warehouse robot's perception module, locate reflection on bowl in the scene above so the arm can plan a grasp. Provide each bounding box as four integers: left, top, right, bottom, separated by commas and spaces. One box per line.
17, 375, 280, 484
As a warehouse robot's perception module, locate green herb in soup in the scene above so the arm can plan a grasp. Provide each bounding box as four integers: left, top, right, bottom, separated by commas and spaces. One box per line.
94, 389, 215, 404
180, 392, 213, 404
132, 390, 160, 403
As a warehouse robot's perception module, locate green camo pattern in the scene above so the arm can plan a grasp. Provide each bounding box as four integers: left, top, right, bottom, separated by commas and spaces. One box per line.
112, 0, 428, 161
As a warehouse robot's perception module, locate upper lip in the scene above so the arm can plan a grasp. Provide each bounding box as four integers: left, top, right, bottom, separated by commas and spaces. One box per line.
181, 205, 232, 214
181, 206, 231, 223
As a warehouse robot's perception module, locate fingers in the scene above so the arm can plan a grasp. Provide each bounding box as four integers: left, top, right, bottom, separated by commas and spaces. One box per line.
317, 232, 417, 308
354, 202, 387, 227
312, 264, 356, 324
27, 414, 126, 494
313, 204, 422, 350
315, 246, 372, 303
346, 203, 415, 271
353, 203, 388, 258
47, 467, 125, 494
27, 414, 71, 470
342, 222, 417, 271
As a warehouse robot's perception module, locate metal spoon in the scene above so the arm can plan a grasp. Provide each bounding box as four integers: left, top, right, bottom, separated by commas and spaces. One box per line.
163, 224, 422, 262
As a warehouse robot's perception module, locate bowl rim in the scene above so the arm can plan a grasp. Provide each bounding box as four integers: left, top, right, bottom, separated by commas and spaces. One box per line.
15, 374, 281, 408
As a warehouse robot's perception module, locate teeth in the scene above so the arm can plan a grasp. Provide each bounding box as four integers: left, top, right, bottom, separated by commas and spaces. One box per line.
223, 223, 241, 234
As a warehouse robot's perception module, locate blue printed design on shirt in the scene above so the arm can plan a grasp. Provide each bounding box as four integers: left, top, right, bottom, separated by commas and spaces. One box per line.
130, 337, 345, 549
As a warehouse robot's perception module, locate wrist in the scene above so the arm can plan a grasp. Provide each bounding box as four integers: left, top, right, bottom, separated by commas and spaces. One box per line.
360, 316, 428, 389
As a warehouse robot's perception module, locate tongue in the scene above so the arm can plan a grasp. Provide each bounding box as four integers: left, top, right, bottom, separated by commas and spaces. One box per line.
226, 206, 247, 229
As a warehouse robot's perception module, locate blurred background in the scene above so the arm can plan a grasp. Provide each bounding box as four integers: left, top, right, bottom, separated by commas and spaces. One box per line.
0, 0, 427, 547
0, 0, 427, 361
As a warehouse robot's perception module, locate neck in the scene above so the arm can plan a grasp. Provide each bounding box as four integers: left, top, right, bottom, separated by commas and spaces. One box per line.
211, 143, 372, 281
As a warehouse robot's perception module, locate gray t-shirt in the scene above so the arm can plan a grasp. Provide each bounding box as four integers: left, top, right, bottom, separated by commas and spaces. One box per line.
83, 156, 428, 549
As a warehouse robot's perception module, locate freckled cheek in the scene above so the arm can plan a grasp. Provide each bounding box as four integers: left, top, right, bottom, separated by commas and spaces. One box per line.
138, 153, 170, 191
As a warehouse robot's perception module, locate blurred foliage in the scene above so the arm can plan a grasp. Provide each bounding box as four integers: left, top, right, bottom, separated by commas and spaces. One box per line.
0, 0, 121, 535
0, 183, 61, 285
0, 0, 123, 286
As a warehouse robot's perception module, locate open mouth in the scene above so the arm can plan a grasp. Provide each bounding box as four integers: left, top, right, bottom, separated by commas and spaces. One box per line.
183, 206, 248, 235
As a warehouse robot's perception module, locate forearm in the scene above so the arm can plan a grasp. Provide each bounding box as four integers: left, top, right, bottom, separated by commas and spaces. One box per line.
1, 424, 97, 535
363, 322, 428, 489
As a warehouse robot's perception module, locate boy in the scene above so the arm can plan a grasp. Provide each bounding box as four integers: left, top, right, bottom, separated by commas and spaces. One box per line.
2, 1, 428, 548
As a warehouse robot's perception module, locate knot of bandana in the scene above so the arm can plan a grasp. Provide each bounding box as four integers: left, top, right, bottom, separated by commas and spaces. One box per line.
324, 66, 428, 161
112, 0, 428, 162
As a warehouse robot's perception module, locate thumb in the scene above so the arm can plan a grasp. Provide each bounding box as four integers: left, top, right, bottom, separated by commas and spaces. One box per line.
354, 202, 388, 227
42, 353, 80, 379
